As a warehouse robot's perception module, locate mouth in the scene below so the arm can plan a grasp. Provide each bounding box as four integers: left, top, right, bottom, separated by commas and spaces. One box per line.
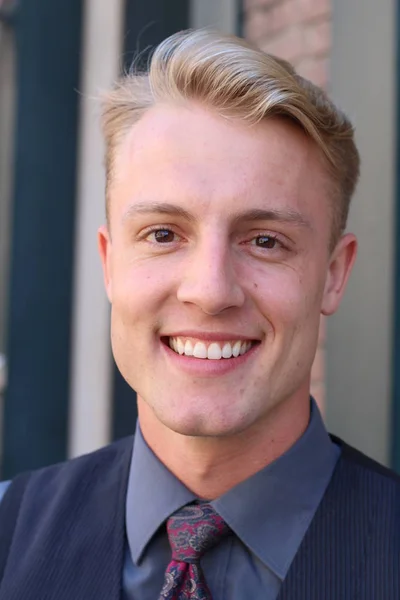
162, 336, 260, 360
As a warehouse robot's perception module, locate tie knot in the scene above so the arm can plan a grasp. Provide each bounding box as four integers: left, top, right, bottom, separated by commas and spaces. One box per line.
166, 503, 230, 563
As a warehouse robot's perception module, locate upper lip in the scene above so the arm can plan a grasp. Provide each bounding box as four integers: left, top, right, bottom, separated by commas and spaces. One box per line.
162, 331, 260, 342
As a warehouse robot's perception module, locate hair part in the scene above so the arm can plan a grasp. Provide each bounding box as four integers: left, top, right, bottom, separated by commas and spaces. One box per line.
101, 29, 360, 247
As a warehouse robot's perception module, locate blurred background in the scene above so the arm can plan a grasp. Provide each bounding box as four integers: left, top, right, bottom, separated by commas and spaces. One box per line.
0, 0, 398, 479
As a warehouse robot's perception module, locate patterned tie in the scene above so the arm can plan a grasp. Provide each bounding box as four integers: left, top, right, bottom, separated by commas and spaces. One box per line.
159, 502, 231, 600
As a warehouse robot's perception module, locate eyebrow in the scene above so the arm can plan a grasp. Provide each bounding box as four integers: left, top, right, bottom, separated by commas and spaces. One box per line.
122, 202, 195, 223
122, 201, 312, 229
232, 208, 312, 229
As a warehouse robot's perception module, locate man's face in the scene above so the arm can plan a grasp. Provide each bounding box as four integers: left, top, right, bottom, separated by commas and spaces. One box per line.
99, 104, 356, 438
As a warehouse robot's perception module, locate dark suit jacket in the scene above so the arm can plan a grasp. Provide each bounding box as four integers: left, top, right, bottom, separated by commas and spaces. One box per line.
0, 434, 399, 599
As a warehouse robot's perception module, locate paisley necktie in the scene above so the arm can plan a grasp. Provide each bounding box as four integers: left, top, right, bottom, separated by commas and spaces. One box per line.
159, 502, 231, 599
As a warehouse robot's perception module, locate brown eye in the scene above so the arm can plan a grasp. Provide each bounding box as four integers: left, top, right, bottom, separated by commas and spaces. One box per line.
153, 229, 175, 243
255, 235, 277, 249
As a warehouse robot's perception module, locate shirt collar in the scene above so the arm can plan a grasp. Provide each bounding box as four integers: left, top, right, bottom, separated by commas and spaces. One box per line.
126, 398, 339, 577
126, 425, 196, 564
212, 399, 339, 578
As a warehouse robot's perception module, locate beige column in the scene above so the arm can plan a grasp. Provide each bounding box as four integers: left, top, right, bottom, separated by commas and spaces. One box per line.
68, 0, 124, 458
0, 22, 15, 454
0, 23, 15, 355
327, 0, 396, 465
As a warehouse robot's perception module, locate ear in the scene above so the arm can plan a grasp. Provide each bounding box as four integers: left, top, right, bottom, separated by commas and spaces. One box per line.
97, 225, 113, 302
321, 233, 357, 316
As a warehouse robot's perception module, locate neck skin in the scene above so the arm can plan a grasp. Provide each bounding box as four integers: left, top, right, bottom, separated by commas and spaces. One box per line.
137, 388, 311, 499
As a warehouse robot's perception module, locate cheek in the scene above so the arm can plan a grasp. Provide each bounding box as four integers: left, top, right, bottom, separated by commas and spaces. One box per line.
251, 265, 324, 331
252, 267, 302, 313
111, 259, 177, 331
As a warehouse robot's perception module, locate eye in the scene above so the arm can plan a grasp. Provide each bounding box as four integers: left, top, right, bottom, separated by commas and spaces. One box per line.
253, 235, 279, 249
148, 228, 178, 243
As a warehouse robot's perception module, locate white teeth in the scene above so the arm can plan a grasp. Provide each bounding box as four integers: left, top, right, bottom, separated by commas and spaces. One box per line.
168, 337, 254, 359
207, 343, 222, 360
232, 341, 241, 358
193, 341, 207, 359
184, 340, 194, 356
222, 343, 233, 359
239, 342, 248, 355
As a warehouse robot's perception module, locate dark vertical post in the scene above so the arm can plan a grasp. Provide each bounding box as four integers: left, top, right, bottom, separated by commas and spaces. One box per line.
2, 0, 83, 478
237, 0, 245, 36
112, 0, 189, 441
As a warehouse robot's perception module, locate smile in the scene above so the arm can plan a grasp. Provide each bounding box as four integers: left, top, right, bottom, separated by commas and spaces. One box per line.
168, 337, 256, 360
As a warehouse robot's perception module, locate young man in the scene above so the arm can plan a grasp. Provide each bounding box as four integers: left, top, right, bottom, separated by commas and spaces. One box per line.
0, 30, 399, 600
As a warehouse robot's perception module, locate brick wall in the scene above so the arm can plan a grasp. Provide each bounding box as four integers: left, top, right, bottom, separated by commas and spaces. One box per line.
244, 0, 331, 87
243, 0, 332, 410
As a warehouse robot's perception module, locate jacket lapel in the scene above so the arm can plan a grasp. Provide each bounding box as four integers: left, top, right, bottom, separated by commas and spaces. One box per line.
277, 450, 379, 600
0, 437, 133, 600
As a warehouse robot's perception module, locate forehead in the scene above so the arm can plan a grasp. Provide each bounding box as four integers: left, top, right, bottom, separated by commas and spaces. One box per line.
111, 103, 330, 221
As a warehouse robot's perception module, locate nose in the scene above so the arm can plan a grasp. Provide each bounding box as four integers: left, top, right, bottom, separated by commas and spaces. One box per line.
176, 239, 245, 315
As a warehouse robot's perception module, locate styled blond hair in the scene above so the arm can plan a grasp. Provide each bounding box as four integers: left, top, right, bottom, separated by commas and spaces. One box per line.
102, 29, 359, 244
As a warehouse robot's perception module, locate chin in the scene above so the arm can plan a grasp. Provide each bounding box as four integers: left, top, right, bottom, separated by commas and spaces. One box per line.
155, 404, 256, 439
165, 421, 245, 438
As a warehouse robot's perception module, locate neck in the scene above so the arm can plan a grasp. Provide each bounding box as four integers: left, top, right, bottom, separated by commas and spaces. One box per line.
138, 393, 311, 499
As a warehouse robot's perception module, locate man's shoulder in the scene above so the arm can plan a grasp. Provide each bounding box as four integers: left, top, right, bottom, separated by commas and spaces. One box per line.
0, 439, 134, 598
0, 481, 10, 503
332, 433, 400, 487
3, 435, 134, 499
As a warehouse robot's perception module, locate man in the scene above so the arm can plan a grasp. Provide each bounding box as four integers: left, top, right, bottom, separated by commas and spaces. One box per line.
0, 29, 398, 600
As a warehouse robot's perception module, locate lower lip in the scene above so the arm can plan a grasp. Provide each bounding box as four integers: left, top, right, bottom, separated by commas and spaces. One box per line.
161, 341, 260, 377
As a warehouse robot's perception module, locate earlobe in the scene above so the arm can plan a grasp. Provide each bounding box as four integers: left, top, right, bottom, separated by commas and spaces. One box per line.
321, 233, 357, 316
97, 225, 113, 302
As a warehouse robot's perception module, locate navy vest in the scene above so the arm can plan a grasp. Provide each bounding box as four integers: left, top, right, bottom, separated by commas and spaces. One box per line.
0, 435, 399, 599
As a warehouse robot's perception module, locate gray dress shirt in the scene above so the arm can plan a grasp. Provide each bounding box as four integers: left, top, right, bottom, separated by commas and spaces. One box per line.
0, 399, 339, 599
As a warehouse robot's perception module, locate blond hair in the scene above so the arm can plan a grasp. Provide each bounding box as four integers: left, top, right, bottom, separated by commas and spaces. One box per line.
102, 29, 360, 244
